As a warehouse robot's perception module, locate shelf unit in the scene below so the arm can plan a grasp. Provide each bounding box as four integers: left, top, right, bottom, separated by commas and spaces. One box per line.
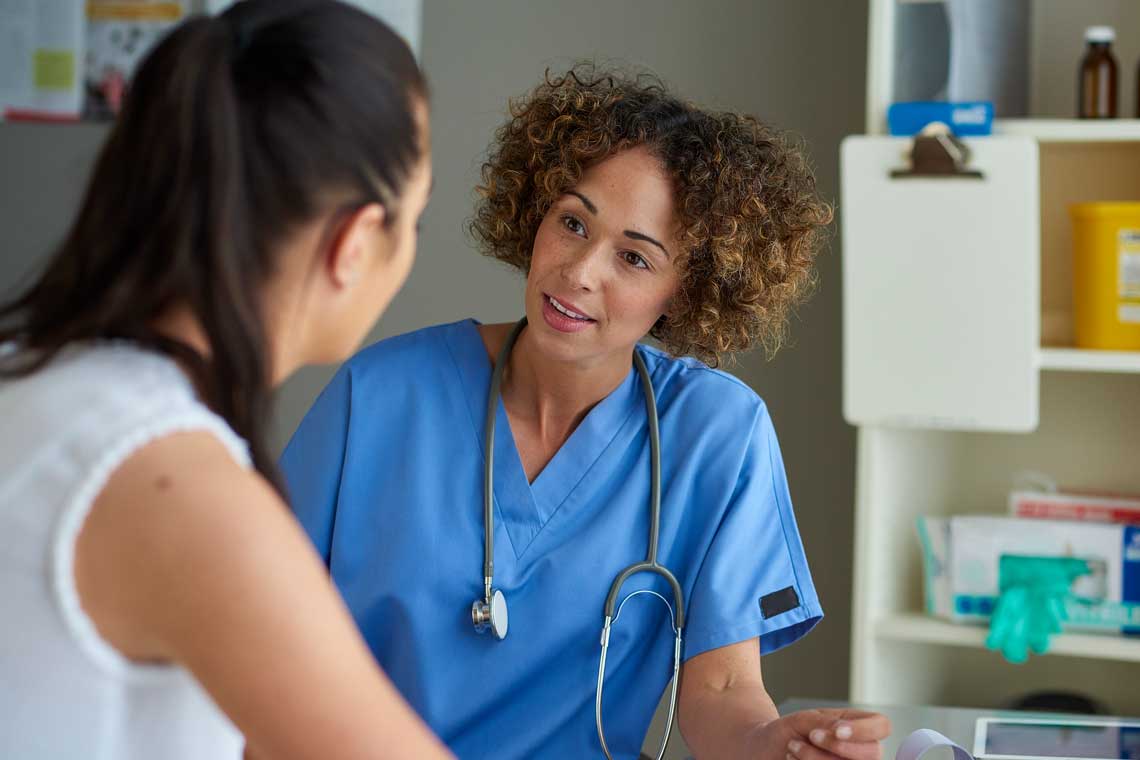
1038, 348, 1140, 374
995, 119, 1140, 142
847, 0, 1140, 718
876, 614, 1140, 664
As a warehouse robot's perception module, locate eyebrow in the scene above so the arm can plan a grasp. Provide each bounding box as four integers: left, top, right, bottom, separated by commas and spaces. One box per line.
566, 190, 670, 259
567, 190, 596, 214
624, 230, 669, 259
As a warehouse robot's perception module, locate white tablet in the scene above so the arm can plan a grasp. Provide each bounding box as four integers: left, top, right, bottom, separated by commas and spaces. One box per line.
974, 717, 1140, 760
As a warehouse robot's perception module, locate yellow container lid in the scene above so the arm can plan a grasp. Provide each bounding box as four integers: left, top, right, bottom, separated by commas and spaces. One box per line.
1069, 201, 1140, 219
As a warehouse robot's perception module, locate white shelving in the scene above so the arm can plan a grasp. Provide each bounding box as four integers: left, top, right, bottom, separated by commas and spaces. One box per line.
1038, 347, 1140, 374
876, 614, 1140, 664
995, 119, 1140, 142
847, 0, 1140, 718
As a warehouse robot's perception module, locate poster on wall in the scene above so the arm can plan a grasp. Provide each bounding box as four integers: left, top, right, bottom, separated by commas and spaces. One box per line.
0, 0, 185, 122
0, 0, 420, 122
85, 1, 186, 119
0, 0, 86, 121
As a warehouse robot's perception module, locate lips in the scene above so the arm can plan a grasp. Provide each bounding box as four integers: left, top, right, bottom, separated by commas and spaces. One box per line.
540, 293, 596, 334
545, 294, 594, 321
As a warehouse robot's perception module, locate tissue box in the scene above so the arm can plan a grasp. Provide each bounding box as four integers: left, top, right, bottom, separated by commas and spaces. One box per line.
917, 515, 1140, 634
887, 101, 994, 137
1010, 489, 1140, 525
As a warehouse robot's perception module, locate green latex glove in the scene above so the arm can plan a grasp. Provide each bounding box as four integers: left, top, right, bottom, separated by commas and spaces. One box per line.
985, 555, 1091, 664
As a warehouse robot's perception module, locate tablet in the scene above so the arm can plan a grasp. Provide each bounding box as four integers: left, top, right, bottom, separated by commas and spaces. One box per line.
974, 717, 1140, 760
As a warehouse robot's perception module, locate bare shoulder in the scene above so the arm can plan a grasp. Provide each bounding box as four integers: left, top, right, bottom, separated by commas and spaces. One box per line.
76, 429, 289, 661
76, 430, 456, 759
87, 428, 277, 548
102, 428, 263, 503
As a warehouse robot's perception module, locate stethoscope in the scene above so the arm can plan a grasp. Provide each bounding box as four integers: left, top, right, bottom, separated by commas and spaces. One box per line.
469, 317, 685, 760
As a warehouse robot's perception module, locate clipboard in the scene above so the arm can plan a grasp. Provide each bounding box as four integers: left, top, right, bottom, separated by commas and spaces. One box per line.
841, 132, 1040, 432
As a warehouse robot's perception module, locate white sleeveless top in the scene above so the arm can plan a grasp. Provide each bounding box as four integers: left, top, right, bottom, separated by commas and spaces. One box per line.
0, 343, 249, 759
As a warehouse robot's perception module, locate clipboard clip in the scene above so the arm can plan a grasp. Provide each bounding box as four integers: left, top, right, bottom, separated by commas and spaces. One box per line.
890, 122, 984, 180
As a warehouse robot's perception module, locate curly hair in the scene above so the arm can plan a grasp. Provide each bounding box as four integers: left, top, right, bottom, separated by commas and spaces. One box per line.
470, 65, 833, 367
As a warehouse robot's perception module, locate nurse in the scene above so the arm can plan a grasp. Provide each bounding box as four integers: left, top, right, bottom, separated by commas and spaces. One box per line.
282, 66, 889, 760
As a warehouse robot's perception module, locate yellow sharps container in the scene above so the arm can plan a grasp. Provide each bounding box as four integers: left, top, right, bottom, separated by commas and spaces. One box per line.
1069, 202, 1140, 350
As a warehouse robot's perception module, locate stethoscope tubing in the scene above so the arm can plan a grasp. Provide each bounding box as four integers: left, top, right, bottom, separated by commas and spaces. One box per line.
478, 317, 684, 760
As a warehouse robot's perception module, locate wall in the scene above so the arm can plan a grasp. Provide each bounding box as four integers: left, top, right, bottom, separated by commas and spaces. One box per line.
0, 123, 108, 307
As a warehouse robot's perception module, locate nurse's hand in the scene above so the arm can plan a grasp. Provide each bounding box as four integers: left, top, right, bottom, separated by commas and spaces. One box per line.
762, 708, 891, 760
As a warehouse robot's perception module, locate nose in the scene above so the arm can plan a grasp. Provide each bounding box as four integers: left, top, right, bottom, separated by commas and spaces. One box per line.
561, 239, 607, 291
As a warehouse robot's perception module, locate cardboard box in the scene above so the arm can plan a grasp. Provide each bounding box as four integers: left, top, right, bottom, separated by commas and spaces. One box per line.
917, 515, 1140, 634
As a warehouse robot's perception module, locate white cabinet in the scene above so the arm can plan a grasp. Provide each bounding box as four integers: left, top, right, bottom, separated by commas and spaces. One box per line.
846, 0, 1140, 717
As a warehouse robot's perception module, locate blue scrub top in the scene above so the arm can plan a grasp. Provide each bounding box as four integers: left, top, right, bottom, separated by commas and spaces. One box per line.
281, 319, 822, 760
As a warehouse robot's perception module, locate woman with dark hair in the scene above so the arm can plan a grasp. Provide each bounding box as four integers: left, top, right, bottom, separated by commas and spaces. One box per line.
0, 2, 451, 758
282, 66, 890, 759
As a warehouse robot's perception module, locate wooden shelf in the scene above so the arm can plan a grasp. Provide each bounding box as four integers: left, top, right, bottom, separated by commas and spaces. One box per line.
994, 119, 1140, 142
875, 613, 1140, 662
1038, 347, 1140, 374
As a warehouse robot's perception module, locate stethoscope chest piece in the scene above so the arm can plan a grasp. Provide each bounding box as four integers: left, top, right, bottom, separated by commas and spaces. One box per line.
472, 588, 508, 640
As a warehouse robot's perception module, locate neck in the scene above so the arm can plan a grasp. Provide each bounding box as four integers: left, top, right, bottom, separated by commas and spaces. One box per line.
151, 303, 292, 388
501, 328, 633, 444
151, 304, 211, 359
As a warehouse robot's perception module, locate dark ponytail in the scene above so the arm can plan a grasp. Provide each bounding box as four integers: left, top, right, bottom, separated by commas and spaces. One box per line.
0, 0, 427, 491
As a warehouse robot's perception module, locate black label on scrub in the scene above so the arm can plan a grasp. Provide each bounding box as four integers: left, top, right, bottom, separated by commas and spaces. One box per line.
759, 586, 799, 619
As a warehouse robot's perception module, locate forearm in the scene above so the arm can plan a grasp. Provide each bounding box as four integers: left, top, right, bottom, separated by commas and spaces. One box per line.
679, 681, 780, 760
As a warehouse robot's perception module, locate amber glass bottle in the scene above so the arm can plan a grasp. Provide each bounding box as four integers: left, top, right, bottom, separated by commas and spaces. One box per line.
1078, 26, 1118, 119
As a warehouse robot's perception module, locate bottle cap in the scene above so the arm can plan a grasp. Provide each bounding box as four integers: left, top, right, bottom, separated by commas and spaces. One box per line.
1085, 26, 1115, 43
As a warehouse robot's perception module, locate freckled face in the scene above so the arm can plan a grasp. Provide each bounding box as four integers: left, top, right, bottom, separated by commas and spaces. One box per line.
524, 146, 681, 366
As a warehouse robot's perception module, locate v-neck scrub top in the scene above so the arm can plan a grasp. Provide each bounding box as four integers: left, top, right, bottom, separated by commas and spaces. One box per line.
281, 319, 822, 760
